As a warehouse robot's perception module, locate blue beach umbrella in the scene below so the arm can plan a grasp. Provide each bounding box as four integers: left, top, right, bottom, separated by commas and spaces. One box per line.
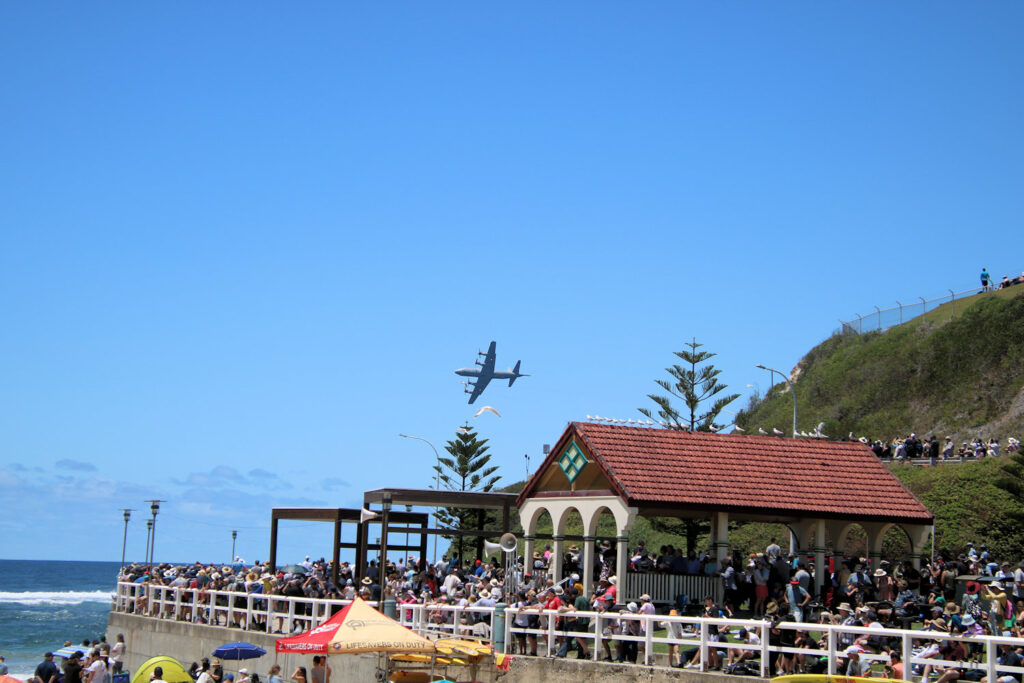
53, 646, 88, 659
212, 642, 266, 660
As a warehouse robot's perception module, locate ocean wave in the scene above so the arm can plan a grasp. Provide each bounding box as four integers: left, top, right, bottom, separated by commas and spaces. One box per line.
0, 590, 113, 606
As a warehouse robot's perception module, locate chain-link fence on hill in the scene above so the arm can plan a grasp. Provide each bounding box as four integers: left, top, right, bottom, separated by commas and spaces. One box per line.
835, 286, 982, 335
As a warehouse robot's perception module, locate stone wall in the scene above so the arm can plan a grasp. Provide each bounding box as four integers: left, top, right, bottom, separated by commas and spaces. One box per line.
107, 613, 762, 683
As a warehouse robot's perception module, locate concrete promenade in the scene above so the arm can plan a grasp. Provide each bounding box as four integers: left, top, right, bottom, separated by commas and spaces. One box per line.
107, 611, 757, 683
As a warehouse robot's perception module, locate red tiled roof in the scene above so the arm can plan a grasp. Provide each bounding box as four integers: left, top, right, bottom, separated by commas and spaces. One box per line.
523, 422, 932, 523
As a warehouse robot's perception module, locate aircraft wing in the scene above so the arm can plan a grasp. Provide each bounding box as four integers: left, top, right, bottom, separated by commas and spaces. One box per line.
467, 374, 491, 404
479, 341, 497, 375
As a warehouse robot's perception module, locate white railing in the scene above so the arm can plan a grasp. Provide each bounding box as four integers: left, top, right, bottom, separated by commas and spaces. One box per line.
504, 607, 1024, 679
114, 582, 369, 635
115, 582, 1024, 680
395, 602, 497, 640
625, 573, 720, 604
113, 582, 499, 641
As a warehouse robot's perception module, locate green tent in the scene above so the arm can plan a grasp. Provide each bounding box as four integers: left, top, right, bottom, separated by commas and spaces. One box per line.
130, 655, 192, 683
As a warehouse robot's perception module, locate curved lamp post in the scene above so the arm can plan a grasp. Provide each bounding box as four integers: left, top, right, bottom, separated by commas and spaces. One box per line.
145, 500, 164, 565
398, 433, 441, 562
756, 364, 797, 437
120, 509, 134, 574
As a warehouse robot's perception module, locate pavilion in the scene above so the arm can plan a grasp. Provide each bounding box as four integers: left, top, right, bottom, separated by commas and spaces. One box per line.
516, 421, 934, 602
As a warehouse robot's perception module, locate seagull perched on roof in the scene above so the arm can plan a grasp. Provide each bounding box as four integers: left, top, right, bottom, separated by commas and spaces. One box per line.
849, 432, 855, 440
772, 427, 784, 436
733, 425, 745, 432
759, 427, 768, 435
474, 406, 501, 418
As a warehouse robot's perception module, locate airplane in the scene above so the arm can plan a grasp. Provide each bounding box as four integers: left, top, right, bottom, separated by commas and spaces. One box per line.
454, 341, 529, 404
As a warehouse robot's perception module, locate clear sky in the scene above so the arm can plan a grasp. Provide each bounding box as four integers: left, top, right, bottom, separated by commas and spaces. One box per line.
1, 3, 1021, 563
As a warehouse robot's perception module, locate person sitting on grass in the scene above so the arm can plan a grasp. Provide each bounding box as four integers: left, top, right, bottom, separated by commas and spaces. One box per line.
727, 627, 760, 668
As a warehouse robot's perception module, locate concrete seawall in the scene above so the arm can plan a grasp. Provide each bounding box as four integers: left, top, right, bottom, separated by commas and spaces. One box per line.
107, 612, 762, 683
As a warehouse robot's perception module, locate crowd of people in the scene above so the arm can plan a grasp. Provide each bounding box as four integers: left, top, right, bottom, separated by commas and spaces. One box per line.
110, 533, 1024, 678
17, 636, 125, 683
852, 432, 1021, 463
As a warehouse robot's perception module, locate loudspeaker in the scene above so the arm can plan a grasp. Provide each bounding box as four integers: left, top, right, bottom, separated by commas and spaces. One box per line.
359, 508, 379, 523
499, 533, 518, 553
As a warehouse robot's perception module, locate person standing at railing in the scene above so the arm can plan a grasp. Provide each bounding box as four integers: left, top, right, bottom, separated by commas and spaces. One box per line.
982, 268, 991, 292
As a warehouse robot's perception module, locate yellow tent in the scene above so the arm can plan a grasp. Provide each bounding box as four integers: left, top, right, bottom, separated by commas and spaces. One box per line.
326, 597, 434, 655
130, 655, 192, 683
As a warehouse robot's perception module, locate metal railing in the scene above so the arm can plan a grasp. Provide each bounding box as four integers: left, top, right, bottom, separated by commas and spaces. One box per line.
836, 287, 979, 335
114, 582, 369, 634
113, 581, 498, 639
114, 582, 1024, 681
503, 607, 1024, 679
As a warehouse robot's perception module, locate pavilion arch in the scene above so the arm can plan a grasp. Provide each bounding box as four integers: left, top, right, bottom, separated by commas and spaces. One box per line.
518, 421, 934, 603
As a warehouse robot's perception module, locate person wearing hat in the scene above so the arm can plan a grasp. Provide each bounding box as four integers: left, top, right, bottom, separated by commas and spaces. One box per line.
727, 627, 761, 667
615, 602, 641, 663
785, 577, 811, 623
834, 603, 859, 649
984, 580, 1011, 634
843, 647, 870, 677
35, 652, 58, 683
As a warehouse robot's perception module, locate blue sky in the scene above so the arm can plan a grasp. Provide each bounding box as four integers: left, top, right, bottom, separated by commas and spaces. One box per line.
1, 3, 1021, 563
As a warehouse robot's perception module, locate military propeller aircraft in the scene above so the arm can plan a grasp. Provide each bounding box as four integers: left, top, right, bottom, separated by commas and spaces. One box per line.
455, 341, 528, 404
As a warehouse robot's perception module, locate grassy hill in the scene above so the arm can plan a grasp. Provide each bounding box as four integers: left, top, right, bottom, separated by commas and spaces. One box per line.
735, 286, 1024, 442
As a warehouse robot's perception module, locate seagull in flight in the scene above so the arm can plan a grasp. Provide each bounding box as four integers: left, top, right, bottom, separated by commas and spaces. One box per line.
474, 406, 501, 418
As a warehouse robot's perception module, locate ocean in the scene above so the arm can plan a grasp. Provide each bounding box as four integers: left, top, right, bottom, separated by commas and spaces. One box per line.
0, 559, 119, 679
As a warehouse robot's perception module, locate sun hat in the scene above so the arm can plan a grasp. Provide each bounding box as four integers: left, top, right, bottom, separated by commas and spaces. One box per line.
361, 577, 372, 585
837, 602, 853, 612
874, 568, 887, 577
627, 602, 638, 612
845, 646, 860, 657
239, 669, 248, 675
966, 581, 981, 594
478, 590, 490, 599
962, 614, 976, 626
609, 576, 617, 585
932, 617, 948, 631
640, 593, 651, 602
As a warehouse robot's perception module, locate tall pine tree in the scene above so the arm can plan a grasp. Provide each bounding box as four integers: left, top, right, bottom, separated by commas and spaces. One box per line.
639, 337, 740, 431
433, 425, 501, 563
639, 338, 739, 552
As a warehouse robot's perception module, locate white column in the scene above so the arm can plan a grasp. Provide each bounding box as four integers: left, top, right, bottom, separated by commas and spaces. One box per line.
582, 535, 595, 597
616, 534, 629, 602
812, 519, 826, 598
551, 536, 564, 581
712, 512, 730, 562
522, 535, 535, 582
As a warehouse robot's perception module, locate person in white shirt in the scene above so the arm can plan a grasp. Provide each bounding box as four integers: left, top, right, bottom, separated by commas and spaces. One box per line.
728, 628, 761, 666
85, 652, 107, 683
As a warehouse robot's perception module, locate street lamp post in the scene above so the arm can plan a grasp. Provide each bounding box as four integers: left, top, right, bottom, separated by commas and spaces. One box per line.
145, 500, 164, 565
120, 509, 134, 575
756, 364, 798, 437
144, 520, 153, 565
231, 530, 238, 562
398, 434, 441, 563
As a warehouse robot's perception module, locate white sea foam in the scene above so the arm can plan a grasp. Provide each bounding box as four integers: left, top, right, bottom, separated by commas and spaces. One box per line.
0, 590, 113, 605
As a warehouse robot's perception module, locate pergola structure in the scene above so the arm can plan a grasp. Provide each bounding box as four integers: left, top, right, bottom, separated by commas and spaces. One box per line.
269, 488, 517, 585
517, 422, 934, 602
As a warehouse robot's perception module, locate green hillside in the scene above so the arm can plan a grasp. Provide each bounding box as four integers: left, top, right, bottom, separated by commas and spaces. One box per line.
735, 286, 1024, 442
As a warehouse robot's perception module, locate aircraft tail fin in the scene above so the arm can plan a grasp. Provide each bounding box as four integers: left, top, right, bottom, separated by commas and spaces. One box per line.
509, 360, 528, 386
